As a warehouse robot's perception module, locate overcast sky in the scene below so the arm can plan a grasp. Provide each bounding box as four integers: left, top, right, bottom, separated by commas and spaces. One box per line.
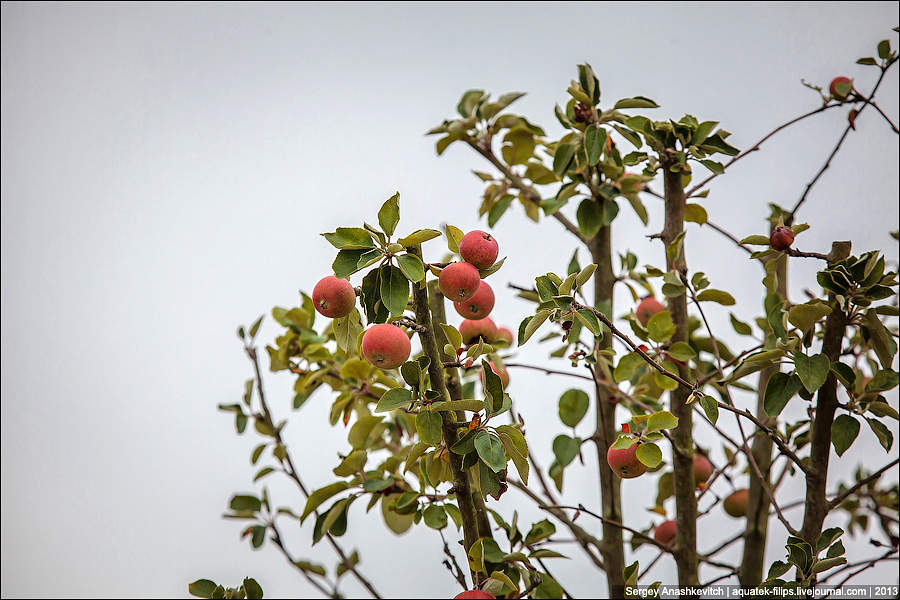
2, 2, 898, 598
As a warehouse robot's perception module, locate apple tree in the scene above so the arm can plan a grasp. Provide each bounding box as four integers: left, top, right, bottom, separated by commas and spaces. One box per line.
191, 30, 899, 599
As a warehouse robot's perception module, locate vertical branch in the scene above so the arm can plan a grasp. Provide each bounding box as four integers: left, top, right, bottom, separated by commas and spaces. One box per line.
588, 225, 626, 594
740, 250, 787, 585
408, 246, 484, 578
661, 153, 699, 586
428, 280, 494, 542
800, 243, 851, 547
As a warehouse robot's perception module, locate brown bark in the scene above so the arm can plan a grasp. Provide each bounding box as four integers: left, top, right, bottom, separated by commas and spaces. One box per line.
589, 225, 626, 594
740, 252, 786, 586
661, 157, 699, 586
409, 247, 485, 577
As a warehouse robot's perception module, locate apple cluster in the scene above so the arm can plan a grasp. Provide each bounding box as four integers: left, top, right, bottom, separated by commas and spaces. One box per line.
309, 229, 512, 373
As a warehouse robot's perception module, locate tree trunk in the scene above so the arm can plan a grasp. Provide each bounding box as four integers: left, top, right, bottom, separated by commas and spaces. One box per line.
661, 157, 699, 586
740, 252, 786, 586
589, 225, 626, 594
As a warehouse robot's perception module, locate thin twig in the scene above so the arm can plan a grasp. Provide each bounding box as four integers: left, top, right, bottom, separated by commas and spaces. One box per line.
246, 345, 383, 599
827, 459, 900, 510
789, 64, 895, 221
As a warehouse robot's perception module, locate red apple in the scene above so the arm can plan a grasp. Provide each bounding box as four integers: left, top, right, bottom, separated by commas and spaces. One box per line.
693, 453, 714, 485
454, 591, 495, 600
654, 519, 677, 546
724, 488, 749, 518
454, 281, 495, 319
361, 324, 411, 369
459, 318, 498, 344
769, 226, 794, 251
439, 262, 481, 301
636, 297, 665, 326
829, 76, 852, 99
607, 442, 648, 479
459, 230, 499, 269
312, 276, 356, 318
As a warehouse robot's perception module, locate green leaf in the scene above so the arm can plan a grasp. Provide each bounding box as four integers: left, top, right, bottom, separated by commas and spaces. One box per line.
730, 313, 752, 335
764, 372, 803, 417
520, 310, 551, 345
379, 265, 409, 316
696, 289, 736, 305
584, 126, 607, 165
699, 160, 724, 175
475, 431, 508, 473
457, 90, 485, 117
646, 410, 678, 432
863, 310, 896, 371
333, 449, 367, 477
398, 228, 442, 246
445, 225, 464, 253
831, 415, 860, 457
865, 417, 893, 452
553, 143, 577, 176
667, 341, 696, 362
416, 410, 443, 446
866, 369, 899, 393
423, 504, 448, 530
301, 482, 349, 522
524, 519, 556, 544
431, 399, 485, 413
242, 578, 263, 599
614, 96, 660, 109
230, 495, 261, 512
812, 557, 847, 575
636, 442, 662, 468
552, 435, 580, 467
374, 387, 412, 412
684, 203, 708, 224
794, 352, 830, 394
646, 310, 675, 342
614, 352, 644, 383
496, 425, 529, 485
332, 249, 368, 278
487, 194, 515, 228
189, 580, 218, 598
322, 228, 374, 250
788, 302, 832, 333
740, 235, 771, 246
559, 389, 590, 428
378, 192, 400, 236
700, 395, 719, 425
396, 253, 425, 282
348, 415, 382, 449
877, 39, 891, 59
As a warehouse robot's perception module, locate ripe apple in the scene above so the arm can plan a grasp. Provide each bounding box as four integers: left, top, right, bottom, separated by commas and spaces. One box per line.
829, 76, 852, 99
439, 262, 481, 301
459, 230, 499, 269
454, 591, 495, 600
724, 488, 749, 518
654, 519, 677, 546
459, 318, 498, 344
312, 276, 356, 318
636, 296, 665, 326
607, 442, 648, 479
693, 453, 714, 485
454, 281, 495, 319
769, 226, 795, 251
361, 323, 411, 369
495, 326, 515, 346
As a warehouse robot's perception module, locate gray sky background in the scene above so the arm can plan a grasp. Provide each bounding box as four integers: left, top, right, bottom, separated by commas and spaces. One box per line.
2, 2, 898, 598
